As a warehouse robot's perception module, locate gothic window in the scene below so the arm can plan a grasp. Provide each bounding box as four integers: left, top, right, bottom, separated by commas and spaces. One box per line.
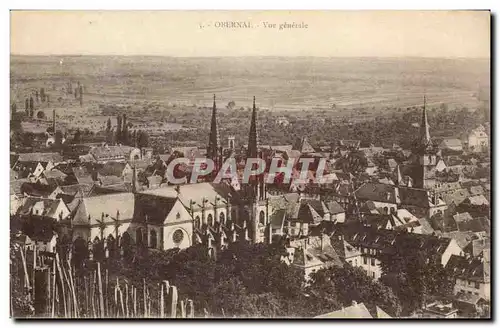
176, 212, 181, 220
207, 214, 214, 227
219, 212, 225, 226
150, 230, 157, 249
136, 228, 144, 246
195, 216, 201, 229
259, 211, 265, 226
172, 229, 184, 245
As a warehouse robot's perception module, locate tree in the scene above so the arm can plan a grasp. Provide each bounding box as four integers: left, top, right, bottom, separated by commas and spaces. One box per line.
379, 239, 454, 315
54, 130, 64, 147
29, 97, 34, 117
137, 130, 149, 148
116, 115, 122, 144
106, 118, 113, 144
79, 84, 84, 106
309, 265, 402, 317
73, 128, 82, 144
36, 111, 46, 119
122, 114, 128, 145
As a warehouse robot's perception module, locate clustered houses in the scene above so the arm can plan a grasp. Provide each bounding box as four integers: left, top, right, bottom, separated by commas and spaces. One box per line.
11, 94, 490, 317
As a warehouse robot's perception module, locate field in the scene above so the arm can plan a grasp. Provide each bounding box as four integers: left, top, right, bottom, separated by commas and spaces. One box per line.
10, 55, 490, 135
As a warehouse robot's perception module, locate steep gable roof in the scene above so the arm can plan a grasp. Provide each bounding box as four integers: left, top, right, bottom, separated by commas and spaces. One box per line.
315, 302, 372, 318
17, 152, 63, 164
73, 192, 135, 225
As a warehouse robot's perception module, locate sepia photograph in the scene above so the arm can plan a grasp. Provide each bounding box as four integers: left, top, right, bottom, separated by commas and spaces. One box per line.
9, 10, 491, 319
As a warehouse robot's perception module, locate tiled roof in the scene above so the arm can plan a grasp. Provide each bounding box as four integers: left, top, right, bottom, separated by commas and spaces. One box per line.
329, 221, 453, 257
72, 192, 135, 226
10, 178, 29, 196
442, 231, 475, 249
469, 185, 485, 196
18, 197, 65, 219
292, 246, 324, 268
467, 195, 489, 206
20, 182, 58, 198
269, 209, 286, 229
467, 238, 490, 257
90, 145, 135, 161
315, 302, 372, 318
293, 137, 315, 153
355, 183, 397, 203
72, 166, 95, 184
446, 254, 489, 283
457, 217, 490, 233
17, 152, 63, 164
443, 189, 470, 206
42, 168, 67, 180
306, 235, 344, 268
134, 193, 178, 225
330, 235, 361, 259
140, 182, 234, 211
59, 184, 93, 197
327, 200, 345, 215
453, 212, 474, 223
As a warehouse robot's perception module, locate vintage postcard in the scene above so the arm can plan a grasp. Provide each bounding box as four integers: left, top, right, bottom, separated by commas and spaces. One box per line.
9, 10, 490, 319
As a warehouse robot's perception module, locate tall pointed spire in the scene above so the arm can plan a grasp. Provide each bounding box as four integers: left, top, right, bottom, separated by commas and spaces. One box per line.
247, 96, 259, 159
207, 94, 221, 163
420, 95, 431, 147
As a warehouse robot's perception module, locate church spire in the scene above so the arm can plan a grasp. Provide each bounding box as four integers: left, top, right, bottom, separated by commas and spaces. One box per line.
207, 94, 221, 164
420, 95, 431, 147
247, 96, 259, 159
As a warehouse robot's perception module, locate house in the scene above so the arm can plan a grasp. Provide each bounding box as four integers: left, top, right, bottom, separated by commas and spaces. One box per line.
326, 200, 346, 223
326, 222, 463, 280
17, 197, 71, 221
442, 189, 470, 207
453, 212, 474, 224
446, 252, 490, 300
340, 140, 361, 150
80, 145, 142, 163
10, 178, 29, 215
439, 139, 463, 152
292, 137, 316, 154
12, 152, 64, 179
462, 195, 489, 207
453, 293, 489, 317
422, 301, 458, 319
464, 238, 490, 257
354, 183, 447, 219
37, 168, 68, 186
469, 185, 485, 196
72, 166, 95, 185
269, 209, 286, 236
288, 234, 344, 280
467, 125, 488, 153
330, 234, 362, 268
315, 301, 372, 318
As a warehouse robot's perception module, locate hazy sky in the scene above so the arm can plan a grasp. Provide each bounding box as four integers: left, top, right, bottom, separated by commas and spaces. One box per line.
11, 11, 490, 58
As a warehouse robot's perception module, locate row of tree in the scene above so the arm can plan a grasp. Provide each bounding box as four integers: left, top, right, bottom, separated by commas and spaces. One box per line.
105, 115, 150, 148
99, 240, 403, 318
